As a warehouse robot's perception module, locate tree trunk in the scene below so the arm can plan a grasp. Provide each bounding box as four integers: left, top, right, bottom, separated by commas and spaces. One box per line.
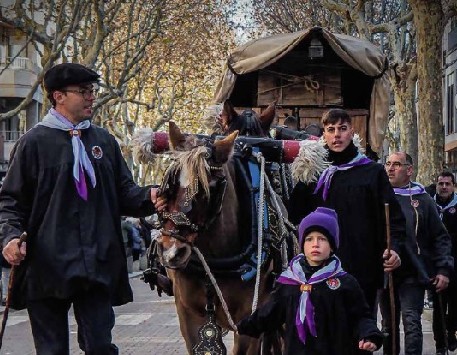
409, 0, 444, 185
389, 62, 418, 177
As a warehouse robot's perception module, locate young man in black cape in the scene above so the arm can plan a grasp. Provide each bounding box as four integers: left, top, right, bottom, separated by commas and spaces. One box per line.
288, 108, 405, 316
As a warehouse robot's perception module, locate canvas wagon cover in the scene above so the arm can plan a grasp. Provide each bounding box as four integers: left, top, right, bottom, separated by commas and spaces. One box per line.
214, 27, 390, 153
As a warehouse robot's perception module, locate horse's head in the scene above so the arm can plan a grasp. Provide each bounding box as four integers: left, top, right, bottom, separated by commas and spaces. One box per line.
156, 122, 238, 269
210, 100, 276, 137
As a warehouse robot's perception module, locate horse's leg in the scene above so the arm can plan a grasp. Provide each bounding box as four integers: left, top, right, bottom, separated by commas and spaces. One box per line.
174, 299, 207, 353
170, 271, 207, 354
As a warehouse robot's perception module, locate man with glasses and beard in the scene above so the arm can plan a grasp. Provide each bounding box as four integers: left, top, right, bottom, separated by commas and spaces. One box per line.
0, 63, 165, 354
379, 152, 453, 355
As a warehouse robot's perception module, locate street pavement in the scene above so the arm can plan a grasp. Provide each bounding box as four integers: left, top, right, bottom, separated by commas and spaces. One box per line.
0, 273, 448, 354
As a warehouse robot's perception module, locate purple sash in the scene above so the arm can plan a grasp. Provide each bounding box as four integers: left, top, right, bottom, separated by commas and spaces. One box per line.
277, 254, 346, 344
393, 182, 425, 196
314, 154, 371, 200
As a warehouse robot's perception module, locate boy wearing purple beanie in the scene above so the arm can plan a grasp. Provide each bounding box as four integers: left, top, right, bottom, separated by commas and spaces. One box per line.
237, 207, 383, 354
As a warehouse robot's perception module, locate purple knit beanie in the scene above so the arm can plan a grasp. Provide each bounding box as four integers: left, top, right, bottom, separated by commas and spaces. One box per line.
298, 207, 340, 251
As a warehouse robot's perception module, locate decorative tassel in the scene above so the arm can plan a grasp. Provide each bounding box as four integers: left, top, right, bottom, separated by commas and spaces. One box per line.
291, 140, 329, 183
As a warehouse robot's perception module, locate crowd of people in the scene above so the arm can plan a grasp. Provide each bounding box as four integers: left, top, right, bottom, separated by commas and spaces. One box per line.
0, 62, 455, 354
121, 216, 156, 272
283, 110, 455, 355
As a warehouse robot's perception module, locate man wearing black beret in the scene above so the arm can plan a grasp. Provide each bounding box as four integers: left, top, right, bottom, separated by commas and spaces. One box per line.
0, 63, 166, 354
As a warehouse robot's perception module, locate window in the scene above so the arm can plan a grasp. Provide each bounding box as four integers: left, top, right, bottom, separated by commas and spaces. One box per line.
0, 27, 9, 63
8, 29, 27, 59
449, 17, 457, 52
447, 72, 455, 134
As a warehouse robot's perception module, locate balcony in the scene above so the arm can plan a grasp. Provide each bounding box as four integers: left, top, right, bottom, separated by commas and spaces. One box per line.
0, 57, 42, 101
0, 56, 33, 70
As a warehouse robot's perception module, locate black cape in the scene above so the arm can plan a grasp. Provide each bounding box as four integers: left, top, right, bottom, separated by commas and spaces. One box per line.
0, 124, 155, 309
289, 144, 405, 289
237, 261, 383, 354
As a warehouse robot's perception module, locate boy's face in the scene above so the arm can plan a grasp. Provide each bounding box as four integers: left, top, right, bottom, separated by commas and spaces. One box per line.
323, 119, 353, 152
303, 231, 332, 266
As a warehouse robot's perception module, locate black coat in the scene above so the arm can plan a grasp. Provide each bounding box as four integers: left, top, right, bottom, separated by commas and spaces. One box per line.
0, 124, 155, 309
237, 271, 383, 354
393, 191, 453, 285
289, 159, 405, 290
436, 194, 457, 273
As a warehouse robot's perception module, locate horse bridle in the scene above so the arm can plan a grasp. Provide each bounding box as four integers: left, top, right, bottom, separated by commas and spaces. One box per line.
158, 146, 227, 244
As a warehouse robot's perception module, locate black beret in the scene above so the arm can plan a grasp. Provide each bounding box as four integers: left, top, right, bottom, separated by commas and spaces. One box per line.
43, 63, 100, 92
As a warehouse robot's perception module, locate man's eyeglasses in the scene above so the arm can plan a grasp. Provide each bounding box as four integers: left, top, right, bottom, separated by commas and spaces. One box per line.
384, 161, 410, 169
62, 88, 98, 100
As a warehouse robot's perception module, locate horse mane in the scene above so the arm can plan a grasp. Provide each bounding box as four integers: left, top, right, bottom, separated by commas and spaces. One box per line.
173, 145, 211, 198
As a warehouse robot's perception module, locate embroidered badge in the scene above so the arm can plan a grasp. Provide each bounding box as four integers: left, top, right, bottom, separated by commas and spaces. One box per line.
91, 146, 103, 159
450, 207, 456, 214
326, 278, 341, 290
411, 200, 419, 208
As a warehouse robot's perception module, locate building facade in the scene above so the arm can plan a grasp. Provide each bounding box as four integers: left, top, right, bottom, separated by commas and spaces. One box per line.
444, 17, 457, 174
0, 20, 43, 179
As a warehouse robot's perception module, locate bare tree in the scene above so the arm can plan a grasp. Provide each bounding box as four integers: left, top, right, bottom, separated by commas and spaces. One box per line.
1, 0, 236, 184
408, 0, 445, 184
0, 0, 94, 120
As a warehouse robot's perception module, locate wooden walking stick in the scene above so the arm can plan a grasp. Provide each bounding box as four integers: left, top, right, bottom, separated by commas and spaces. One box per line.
384, 204, 396, 355
0, 231, 27, 349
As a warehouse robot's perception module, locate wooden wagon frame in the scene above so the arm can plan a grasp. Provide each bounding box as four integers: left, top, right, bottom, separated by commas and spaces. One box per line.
214, 27, 390, 155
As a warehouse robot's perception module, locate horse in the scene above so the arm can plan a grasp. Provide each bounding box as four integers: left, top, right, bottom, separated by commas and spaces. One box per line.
155, 122, 290, 354
207, 100, 276, 137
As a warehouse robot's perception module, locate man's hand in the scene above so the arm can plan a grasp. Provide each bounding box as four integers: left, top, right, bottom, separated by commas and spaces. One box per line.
151, 187, 167, 212
359, 339, 377, 352
433, 274, 449, 293
383, 249, 401, 272
2, 238, 27, 266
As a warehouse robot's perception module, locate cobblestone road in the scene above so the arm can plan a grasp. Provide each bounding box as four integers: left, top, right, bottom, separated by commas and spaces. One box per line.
0, 273, 445, 354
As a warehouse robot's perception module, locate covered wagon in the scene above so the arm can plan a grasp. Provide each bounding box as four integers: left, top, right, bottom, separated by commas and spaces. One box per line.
214, 26, 390, 155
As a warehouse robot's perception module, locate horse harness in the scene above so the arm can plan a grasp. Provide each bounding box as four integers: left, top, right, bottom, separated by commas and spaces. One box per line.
144, 145, 294, 355
153, 145, 292, 279
157, 155, 227, 244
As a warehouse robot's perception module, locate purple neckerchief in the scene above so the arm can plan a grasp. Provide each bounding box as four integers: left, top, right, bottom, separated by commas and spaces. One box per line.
277, 254, 346, 344
314, 153, 371, 200
37, 109, 96, 200
393, 182, 426, 196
